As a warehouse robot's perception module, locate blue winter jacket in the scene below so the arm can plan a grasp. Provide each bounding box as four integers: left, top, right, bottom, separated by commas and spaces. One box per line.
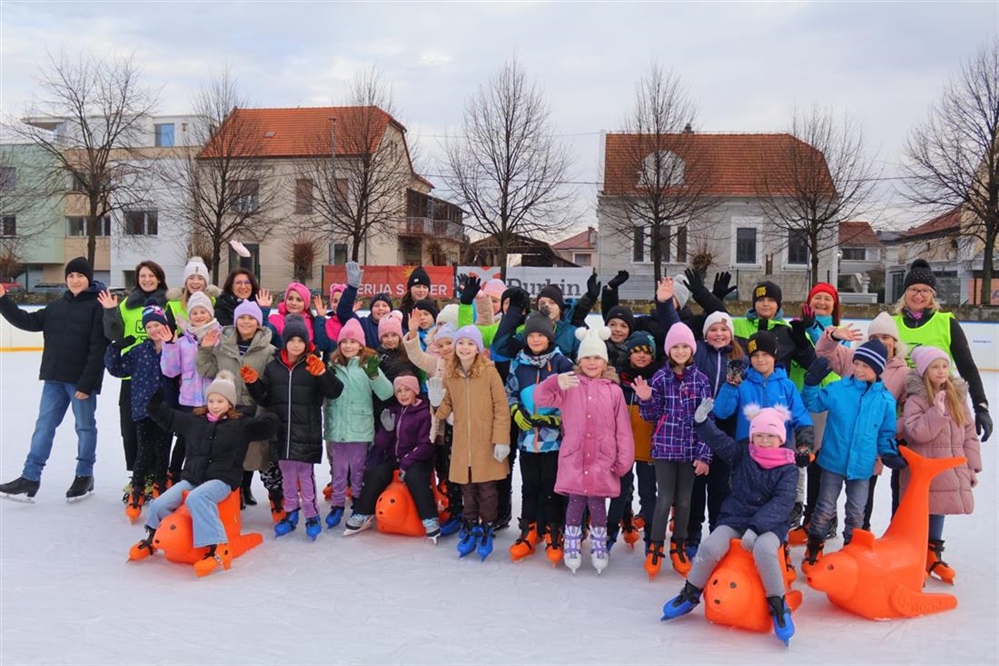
505, 347, 575, 453
639, 365, 713, 463
802, 376, 898, 480
713, 366, 813, 445
695, 418, 798, 539
105, 339, 177, 420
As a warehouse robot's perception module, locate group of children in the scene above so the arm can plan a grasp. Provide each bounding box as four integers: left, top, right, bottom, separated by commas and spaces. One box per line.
0, 257, 985, 644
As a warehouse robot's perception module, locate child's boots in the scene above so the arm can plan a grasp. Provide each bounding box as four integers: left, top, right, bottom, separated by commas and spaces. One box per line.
590, 525, 609, 574
645, 541, 665, 580
305, 516, 322, 541
423, 518, 441, 544
926, 539, 956, 584
563, 525, 583, 573
669, 538, 692, 577
344, 513, 374, 537
509, 520, 541, 561
268, 490, 286, 523
545, 524, 564, 566
621, 509, 642, 548
128, 526, 157, 562
661, 581, 702, 620
477, 523, 495, 561
193, 543, 232, 578
767, 595, 795, 646
325, 506, 345, 529
457, 521, 481, 558
124, 487, 144, 523
275, 509, 300, 537
802, 535, 824, 573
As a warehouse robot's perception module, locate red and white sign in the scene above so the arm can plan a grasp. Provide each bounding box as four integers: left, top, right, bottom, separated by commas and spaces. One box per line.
323, 265, 455, 299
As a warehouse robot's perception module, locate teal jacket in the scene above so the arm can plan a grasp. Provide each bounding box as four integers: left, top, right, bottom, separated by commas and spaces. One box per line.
323, 355, 394, 443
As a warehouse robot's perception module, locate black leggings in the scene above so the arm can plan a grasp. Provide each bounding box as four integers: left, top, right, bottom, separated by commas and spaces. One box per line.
354, 460, 438, 521
119, 381, 139, 471
133, 418, 171, 492
518, 450, 562, 533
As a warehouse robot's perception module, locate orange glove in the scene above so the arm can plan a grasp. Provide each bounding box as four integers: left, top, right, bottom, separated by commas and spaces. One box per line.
239, 365, 259, 384
305, 354, 326, 376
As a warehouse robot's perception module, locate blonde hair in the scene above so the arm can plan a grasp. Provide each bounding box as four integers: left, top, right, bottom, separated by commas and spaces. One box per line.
446, 350, 489, 378
893, 290, 941, 315
922, 371, 966, 427
330, 345, 377, 368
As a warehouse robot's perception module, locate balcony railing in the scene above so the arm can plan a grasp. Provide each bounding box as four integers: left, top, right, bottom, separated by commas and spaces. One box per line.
402, 217, 463, 242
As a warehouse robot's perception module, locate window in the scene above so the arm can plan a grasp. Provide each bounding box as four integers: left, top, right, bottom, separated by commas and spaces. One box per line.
154, 123, 175, 147
659, 226, 671, 263
228, 242, 260, 278
124, 210, 158, 236
231, 180, 259, 213
639, 150, 685, 189
333, 243, 348, 265
675, 226, 688, 263
0, 167, 16, 190
573, 252, 591, 266
787, 230, 809, 265
841, 247, 866, 261
122, 270, 135, 287
632, 226, 645, 262
295, 178, 314, 214
736, 227, 757, 264
0, 216, 15, 237
66, 216, 112, 237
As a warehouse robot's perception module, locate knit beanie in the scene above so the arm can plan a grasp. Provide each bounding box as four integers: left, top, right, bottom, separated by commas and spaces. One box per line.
282, 314, 309, 345
408, 267, 431, 289
867, 312, 900, 341
370, 293, 393, 310
702, 311, 735, 339
673, 274, 692, 309
807, 282, 840, 321
746, 330, 778, 358
186, 291, 215, 318
752, 281, 783, 308
413, 298, 439, 321
625, 331, 656, 357
454, 325, 483, 352
664, 322, 696, 356
911, 345, 950, 377
205, 370, 238, 407
853, 338, 888, 378
141, 299, 169, 329
183, 257, 210, 284
604, 305, 636, 333
575, 325, 610, 362
903, 259, 936, 291
524, 311, 555, 343
283, 282, 312, 309
437, 303, 459, 327
483, 279, 506, 300
233, 300, 263, 326
339, 318, 365, 346
537, 284, 565, 313
748, 406, 790, 444
393, 374, 420, 397
64, 256, 93, 283
378, 312, 403, 339
434, 323, 457, 343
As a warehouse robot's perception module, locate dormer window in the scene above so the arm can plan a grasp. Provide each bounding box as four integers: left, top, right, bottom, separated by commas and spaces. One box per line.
638, 150, 685, 189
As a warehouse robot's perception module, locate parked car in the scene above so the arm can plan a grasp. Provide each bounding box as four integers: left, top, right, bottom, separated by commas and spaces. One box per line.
29, 283, 66, 295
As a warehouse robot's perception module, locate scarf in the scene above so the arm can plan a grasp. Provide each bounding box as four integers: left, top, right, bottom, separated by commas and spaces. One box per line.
749, 445, 795, 469
207, 412, 221, 423
187, 319, 220, 342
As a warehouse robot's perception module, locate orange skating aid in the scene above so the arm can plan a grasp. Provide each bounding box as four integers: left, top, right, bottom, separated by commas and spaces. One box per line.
375, 470, 447, 537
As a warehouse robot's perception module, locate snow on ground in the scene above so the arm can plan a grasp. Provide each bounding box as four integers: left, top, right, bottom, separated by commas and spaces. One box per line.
1, 351, 997, 665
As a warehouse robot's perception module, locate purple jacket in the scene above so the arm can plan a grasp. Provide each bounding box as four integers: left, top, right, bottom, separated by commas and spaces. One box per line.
535, 368, 635, 498
161, 327, 220, 407
639, 365, 712, 463
369, 400, 435, 472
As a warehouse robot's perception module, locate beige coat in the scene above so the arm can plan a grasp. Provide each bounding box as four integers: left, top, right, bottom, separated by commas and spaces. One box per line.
434, 358, 511, 484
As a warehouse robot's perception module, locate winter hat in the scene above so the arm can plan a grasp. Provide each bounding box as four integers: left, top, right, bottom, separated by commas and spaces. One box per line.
625, 331, 656, 357
393, 374, 420, 397
186, 291, 215, 318
233, 300, 263, 326
752, 281, 783, 308
537, 284, 565, 313
575, 325, 611, 362
329, 283, 347, 299
747, 405, 791, 444
746, 330, 778, 358
282, 314, 310, 345
523, 311, 555, 343
604, 305, 636, 333
283, 282, 312, 308
853, 338, 888, 378
64, 256, 93, 283
664, 322, 696, 355
807, 282, 840, 322
903, 259, 936, 291
141, 300, 169, 329
183, 257, 210, 284
673, 274, 692, 309
911, 345, 950, 377
408, 266, 431, 289
413, 298, 439, 321
454, 325, 483, 352
339, 318, 365, 346
205, 370, 238, 407
378, 312, 403, 339
483, 278, 506, 300
702, 311, 735, 339
867, 312, 900, 341
437, 303, 459, 327
434, 323, 457, 343
370, 293, 393, 310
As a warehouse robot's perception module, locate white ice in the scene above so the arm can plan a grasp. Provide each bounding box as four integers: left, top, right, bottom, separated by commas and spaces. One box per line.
1, 352, 997, 665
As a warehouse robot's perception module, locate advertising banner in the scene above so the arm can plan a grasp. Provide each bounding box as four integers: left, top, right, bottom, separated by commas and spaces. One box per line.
323, 265, 455, 299
457, 266, 592, 300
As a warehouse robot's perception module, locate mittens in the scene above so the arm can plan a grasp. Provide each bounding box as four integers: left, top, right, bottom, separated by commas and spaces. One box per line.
239, 365, 259, 384
305, 355, 326, 377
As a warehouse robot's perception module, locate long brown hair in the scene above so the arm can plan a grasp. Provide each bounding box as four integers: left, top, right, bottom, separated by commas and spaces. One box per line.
446, 350, 489, 378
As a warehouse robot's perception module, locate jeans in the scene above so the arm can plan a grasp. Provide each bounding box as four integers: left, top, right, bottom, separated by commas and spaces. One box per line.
145, 479, 232, 548
809, 469, 869, 544
23, 381, 98, 482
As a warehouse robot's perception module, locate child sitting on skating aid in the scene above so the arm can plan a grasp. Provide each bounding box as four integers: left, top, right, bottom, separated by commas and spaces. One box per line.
128, 372, 279, 577
661, 399, 799, 645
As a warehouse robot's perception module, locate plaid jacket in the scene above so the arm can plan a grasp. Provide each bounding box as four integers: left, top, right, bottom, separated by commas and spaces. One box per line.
639, 365, 712, 463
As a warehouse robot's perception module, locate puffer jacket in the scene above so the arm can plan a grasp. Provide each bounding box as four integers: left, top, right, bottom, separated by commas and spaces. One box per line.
815, 327, 909, 404
161, 326, 221, 407
324, 351, 394, 443
195, 326, 275, 407
535, 366, 635, 498
506, 347, 575, 453
901, 373, 982, 515
802, 376, 898, 481
713, 366, 814, 445
617, 359, 660, 463
105, 339, 177, 420
246, 349, 343, 463
369, 400, 435, 471
639, 365, 713, 463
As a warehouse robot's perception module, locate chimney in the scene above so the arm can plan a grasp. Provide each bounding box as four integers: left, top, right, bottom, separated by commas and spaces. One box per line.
683, 122, 694, 134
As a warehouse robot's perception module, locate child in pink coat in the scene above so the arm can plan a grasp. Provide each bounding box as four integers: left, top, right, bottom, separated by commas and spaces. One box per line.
535, 325, 635, 574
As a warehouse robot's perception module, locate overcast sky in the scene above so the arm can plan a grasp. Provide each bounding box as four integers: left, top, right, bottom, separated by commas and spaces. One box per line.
2, 1, 997, 234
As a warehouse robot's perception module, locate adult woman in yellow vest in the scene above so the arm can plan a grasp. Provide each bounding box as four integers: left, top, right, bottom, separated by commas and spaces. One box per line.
892, 259, 992, 443
164, 257, 221, 330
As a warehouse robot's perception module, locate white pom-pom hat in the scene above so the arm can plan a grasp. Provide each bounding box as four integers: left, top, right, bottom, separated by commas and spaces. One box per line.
575, 325, 611, 362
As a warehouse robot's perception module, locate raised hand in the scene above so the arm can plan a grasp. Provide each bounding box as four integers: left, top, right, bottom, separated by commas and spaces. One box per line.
175, 311, 188, 334
256, 289, 273, 309
726, 359, 746, 386
831, 323, 863, 342
200, 327, 221, 348
557, 371, 580, 391
712, 271, 737, 300
239, 365, 259, 384
363, 355, 380, 379
427, 377, 446, 408
694, 397, 714, 424
655, 277, 675, 304
313, 294, 326, 316
933, 390, 948, 414
683, 268, 704, 295
800, 304, 817, 330
97, 290, 119, 310
460, 275, 480, 306
632, 375, 652, 401
585, 272, 601, 300
407, 309, 421, 334
346, 261, 363, 289
607, 270, 630, 290
305, 354, 327, 376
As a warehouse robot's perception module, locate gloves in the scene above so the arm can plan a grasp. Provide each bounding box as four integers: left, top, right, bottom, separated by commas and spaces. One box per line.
507, 288, 529, 312
712, 271, 737, 300
607, 270, 630, 290
585, 272, 601, 301
511, 404, 535, 432
880, 452, 908, 470
804, 358, 832, 387
799, 304, 816, 331
112, 335, 137, 351
794, 446, 813, 468
346, 261, 363, 289
459, 275, 480, 306
531, 413, 562, 430
239, 365, 259, 384
305, 355, 326, 377
694, 397, 714, 424
975, 406, 993, 442
683, 268, 705, 296
380, 409, 396, 432
741, 528, 758, 552
493, 443, 511, 462
427, 377, 446, 408
788, 318, 810, 351
363, 355, 380, 380
725, 359, 745, 386
794, 426, 814, 451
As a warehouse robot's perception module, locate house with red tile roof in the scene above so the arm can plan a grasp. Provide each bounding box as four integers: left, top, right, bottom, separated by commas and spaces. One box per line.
597, 131, 840, 301
837, 221, 882, 300
552, 226, 598, 267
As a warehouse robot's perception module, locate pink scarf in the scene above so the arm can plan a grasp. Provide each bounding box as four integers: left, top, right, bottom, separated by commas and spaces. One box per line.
749, 445, 795, 469
207, 412, 220, 423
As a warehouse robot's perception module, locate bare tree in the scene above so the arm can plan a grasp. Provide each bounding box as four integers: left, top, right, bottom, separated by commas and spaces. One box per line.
284, 230, 324, 283
441, 58, 573, 279
10, 52, 158, 265
0, 144, 64, 280
297, 67, 414, 262
601, 64, 718, 282
905, 40, 999, 305
173, 68, 276, 281
754, 105, 876, 283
